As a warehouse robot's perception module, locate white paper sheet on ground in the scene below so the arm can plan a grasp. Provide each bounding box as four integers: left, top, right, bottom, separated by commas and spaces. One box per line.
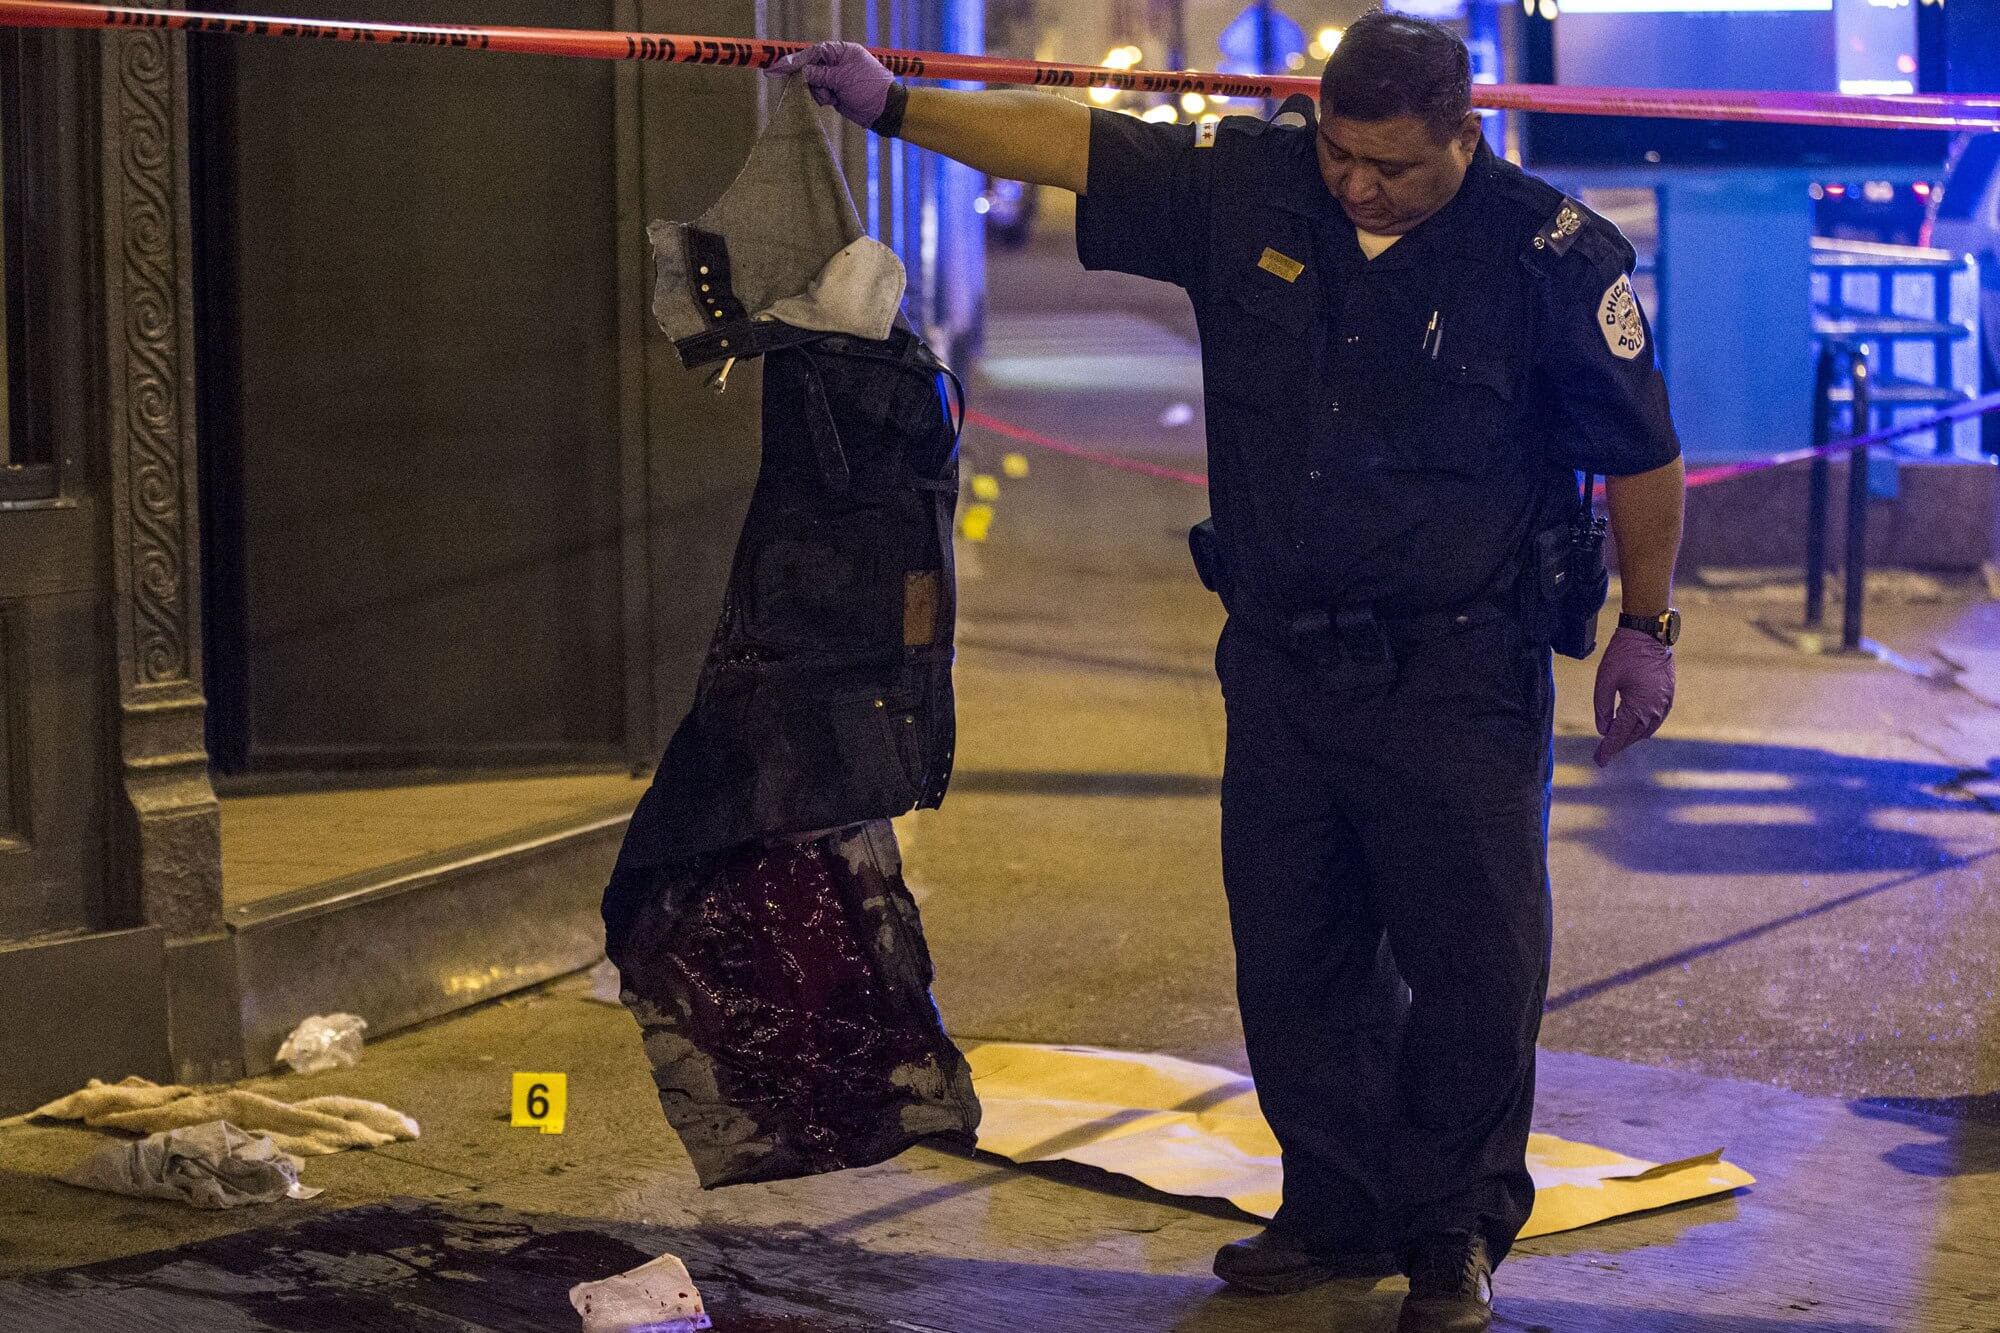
968, 1043, 1755, 1239
571, 1252, 713, 1333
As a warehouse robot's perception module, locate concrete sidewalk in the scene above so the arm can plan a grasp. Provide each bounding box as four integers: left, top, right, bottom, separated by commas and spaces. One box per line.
4, 234, 1999, 1330
2, 978, 1991, 1330
952, 277, 2000, 1107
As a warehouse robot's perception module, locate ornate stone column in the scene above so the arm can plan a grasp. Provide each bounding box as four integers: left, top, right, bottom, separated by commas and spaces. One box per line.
99, 21, 241, 1083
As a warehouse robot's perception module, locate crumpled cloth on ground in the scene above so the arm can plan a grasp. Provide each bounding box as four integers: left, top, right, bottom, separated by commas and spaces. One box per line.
604, 820, 979, 1188
571, 1252, 713, 1333
60, 1120, 322, 1209
32, 1075, 420, 1156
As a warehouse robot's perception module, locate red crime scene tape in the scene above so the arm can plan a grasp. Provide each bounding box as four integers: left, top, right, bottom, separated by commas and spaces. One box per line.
2, 0, 2000, 132
969, 389, 2000, 494
7, 0, 1994, 489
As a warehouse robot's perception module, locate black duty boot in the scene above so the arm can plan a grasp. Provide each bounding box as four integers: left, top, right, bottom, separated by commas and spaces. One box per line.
1213, 1228, 1399, 1294
1395, 1231, 1493, 1332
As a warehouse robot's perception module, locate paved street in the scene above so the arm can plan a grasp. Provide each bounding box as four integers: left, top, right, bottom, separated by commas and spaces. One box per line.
945, 221, 2000, 1108
3, 218, 1999, 1330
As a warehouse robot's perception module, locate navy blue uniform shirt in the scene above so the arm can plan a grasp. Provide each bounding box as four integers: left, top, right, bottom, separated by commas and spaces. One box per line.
1075, 100, 1682, 628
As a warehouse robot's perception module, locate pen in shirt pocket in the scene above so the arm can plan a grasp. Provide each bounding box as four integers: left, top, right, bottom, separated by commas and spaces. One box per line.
1422, 310, 1443, 359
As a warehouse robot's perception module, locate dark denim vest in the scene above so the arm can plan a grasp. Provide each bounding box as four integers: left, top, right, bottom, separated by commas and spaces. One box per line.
612, 91, 961, 874
616, 323, 960, 875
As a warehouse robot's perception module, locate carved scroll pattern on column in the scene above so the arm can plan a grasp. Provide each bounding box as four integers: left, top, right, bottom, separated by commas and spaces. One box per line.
117, 30, 188, 688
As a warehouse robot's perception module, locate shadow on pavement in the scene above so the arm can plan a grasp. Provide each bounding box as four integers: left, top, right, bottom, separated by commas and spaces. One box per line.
0, 1196, 1383, 1332
1546, 734, 2000, 1022
1854, 1090, 2000, 1124
1488, 1298, 1890, 1333
1554, 735, 1987, 878
1543, 845, 2000, 1017
1847, 1097, 2000, 1178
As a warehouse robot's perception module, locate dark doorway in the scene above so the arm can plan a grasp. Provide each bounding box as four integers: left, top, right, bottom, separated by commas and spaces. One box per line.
190, 1, 625, 775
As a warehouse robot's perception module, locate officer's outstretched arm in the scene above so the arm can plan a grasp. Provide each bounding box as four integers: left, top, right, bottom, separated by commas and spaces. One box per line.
769, 43, 1091, 195
902, 89, 1091, 196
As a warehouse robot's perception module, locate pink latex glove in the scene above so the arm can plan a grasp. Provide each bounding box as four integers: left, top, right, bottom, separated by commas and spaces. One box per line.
765, 41, 895, 129
1593, 627, 1675, 767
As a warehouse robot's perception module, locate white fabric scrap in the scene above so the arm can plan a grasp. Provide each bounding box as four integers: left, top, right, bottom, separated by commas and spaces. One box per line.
571, 1252, 713, 1333
759, 235, 906, 343
647, 81, 907, 347
32, 1076, 420, 1157
60, 1120, 322, 1209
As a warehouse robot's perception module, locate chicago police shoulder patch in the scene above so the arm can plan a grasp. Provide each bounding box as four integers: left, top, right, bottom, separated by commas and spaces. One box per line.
1598, 273, 1645, 360
1533, 197, 1587, 257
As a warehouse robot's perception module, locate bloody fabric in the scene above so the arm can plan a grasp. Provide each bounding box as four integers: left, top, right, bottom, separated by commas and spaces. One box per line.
604, 80, 972, 1189
602, 821, 978, 1189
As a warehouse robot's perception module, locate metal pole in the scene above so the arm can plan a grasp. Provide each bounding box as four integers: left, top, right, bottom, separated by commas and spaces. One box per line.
1805, 341, 1836, 628
1842, 348, 1873, 652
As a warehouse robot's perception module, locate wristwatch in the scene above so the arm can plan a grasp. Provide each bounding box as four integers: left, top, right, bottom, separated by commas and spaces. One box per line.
1618, 608, 1681, 647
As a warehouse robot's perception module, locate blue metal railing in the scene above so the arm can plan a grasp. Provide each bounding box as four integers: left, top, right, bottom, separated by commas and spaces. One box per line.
1810, 239, 1982, 459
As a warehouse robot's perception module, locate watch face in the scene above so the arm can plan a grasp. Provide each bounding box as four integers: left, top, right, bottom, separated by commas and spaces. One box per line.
1661, 609, 1681, 647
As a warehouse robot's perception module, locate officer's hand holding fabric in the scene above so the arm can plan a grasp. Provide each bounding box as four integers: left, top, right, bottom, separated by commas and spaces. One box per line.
766, 41, 895, 129
1592, 626, 1674, 766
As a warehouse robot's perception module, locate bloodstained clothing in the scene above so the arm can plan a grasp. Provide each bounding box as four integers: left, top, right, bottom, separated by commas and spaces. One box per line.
604, 81, 975, 1187
603, 822, 977, 1188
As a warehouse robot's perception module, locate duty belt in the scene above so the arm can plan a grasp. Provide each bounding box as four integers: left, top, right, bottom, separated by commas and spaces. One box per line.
1283, 601, 1508, 666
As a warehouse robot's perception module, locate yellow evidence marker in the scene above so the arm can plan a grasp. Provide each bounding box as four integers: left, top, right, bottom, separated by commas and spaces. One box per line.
1001, 452, 1030, 479
960, 503, 995, 542
970, 473, 1002, 502
512, 1072, 567, 1135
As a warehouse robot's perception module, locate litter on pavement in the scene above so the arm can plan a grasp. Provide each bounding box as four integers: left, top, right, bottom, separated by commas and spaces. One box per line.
31, 1075, 419, 1156
275, 1012, 369, 1073
570, 1251, 714, 1332
60, 1120, 321, 1209
583, 956, 625, 1006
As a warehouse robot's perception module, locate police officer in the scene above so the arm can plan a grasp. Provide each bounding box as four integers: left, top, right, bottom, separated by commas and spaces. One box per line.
774, 13, 1684, 1331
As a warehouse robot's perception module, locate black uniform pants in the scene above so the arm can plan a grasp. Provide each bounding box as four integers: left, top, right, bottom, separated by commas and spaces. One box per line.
1216, 613, 1555, 1265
